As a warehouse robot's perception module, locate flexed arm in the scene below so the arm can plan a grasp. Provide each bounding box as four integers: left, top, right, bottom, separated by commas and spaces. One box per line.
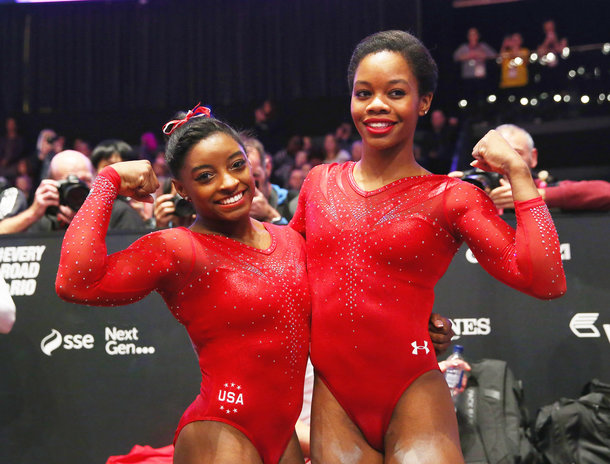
448, 131, 566, 299
55, 161, 170, 306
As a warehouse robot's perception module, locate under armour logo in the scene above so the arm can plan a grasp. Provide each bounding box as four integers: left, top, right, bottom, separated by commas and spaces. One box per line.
411, 340, 430, 355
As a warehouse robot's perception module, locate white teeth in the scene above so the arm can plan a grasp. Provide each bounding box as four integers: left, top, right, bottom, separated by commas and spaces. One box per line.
367, 122, 393, 128
219, 191, 244, 205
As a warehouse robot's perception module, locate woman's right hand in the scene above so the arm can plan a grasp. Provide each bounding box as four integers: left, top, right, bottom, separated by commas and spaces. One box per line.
110, 160, 160, 203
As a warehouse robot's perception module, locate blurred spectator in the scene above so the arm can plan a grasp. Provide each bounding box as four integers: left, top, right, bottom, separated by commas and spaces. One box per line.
335, 122, 354, 154
0, 150, 146, 234
322, 133, 350, 164
351, 140, 363, 162
73, 138, 92, 158
0, 176, 28, 224
152, 150, 170, 184
499, 33, 529, 89
300, 162, 313, 177
138, 131, 159, 163
450, 124, 610, 212
91, 139, 154, 226
32, 128, 57, 183
287, 168, 305, 192
294, 150, 309, 171
90, 139, 133, 172
153, 178, 195, 230
0, 117, 25, 183
305, 137, 325, 166
302, 135, 313, 154
537, 19, 568, 61
52, 135, 65, 155
271, 135, 303, 187
253, 99, 283, 154
14, 163, 33, 201
453, 28, 497, 110
419, 110, 459, 174
244, 137, 294, 224
493, 124, 610, 211
536, 19, 568, 92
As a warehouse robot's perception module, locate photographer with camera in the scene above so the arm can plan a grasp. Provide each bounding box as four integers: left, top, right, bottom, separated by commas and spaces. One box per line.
153, 178, 196, 229
0, 150, 84, 234
450, 124, 610, 212
0, 150, 145, 234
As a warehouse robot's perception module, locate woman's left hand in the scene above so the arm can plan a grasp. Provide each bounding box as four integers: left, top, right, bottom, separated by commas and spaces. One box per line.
470, 130, 528, 177
471, 130, 540, 202
110, 160, 160, 203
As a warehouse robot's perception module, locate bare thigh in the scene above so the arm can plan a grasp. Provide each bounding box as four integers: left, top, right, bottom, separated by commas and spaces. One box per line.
173, 420, 263, 464
278, 432, 306, 464
310, 376, 382, 464
174, 420, 304, 464
384, 370, 465, 464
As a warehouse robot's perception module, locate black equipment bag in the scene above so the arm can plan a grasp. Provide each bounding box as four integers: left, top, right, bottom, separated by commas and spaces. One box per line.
455, 358, 537, 464
533, 378, 610, 464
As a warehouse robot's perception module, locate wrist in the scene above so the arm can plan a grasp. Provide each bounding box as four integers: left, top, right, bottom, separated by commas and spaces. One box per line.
98, 165, 121, 189
538, 187, 546, 201
503, 160, 531, 182
24, 202, 45, 227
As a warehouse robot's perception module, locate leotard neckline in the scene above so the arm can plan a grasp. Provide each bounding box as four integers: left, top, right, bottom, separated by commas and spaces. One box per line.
178, 222, 277, 255
346, 162, 443, 197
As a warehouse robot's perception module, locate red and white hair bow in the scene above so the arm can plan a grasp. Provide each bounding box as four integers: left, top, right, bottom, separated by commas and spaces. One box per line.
162, 103, 212, 135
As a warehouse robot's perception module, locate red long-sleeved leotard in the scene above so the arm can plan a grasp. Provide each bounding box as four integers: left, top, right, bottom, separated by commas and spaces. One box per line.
56, 168, 311, 464
290, 162, 565, 451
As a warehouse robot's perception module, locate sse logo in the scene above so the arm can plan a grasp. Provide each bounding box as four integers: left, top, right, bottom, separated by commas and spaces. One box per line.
40, 329, 94, 356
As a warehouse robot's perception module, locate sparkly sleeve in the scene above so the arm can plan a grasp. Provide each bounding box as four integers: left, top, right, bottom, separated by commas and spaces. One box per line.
446, 183, 566, 299
56, 167, 191, 306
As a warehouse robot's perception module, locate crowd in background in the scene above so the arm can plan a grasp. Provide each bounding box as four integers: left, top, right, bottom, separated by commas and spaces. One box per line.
0, 98, 465, 237
0, 17, 608, 234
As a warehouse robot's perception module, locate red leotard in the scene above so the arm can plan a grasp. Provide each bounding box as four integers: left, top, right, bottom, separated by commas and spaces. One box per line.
290, 162, 565, 451
56, 169, 311, 464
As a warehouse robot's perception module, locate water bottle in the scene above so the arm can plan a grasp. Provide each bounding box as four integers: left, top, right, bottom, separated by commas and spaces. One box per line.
444, 345, 465, 401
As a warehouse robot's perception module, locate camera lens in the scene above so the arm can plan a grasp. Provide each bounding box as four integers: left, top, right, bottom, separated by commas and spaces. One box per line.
63, 184, 89, 211
460, 169, 502, 192
172, 196, 195, 217
57, 175, 90, 211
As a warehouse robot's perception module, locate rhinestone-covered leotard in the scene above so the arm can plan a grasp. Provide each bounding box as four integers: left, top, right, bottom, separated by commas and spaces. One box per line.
56, 167, 311, 464
290, 162, 565, 451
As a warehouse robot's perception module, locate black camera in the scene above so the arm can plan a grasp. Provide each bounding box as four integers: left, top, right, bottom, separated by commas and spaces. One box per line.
171, 195, 195, 218
160, 178, 194, 218
460, 169, 502, 192
46, 175, 90, 216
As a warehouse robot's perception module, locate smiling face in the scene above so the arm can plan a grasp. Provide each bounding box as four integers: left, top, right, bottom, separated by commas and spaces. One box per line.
350, 51, 432, 153
172, 132, 255, 226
